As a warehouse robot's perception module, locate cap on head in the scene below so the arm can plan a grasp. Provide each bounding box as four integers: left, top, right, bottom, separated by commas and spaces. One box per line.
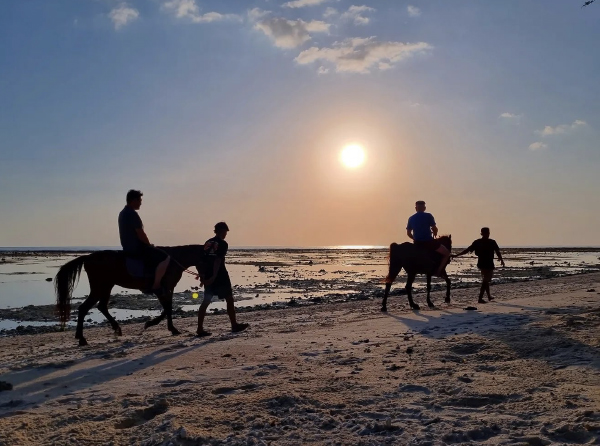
214, 222, 229, 233
415, 200, 426, 206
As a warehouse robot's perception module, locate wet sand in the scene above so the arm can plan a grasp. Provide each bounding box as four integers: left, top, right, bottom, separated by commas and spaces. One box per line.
1, 273, 599, 445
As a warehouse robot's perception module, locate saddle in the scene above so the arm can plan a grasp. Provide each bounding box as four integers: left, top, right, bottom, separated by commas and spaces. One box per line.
120, 252, 154, 280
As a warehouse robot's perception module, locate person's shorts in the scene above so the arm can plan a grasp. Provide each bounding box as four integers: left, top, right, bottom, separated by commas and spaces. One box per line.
480, 269, 494, 282
129, 244, 168, 270
203, 275, 233, 304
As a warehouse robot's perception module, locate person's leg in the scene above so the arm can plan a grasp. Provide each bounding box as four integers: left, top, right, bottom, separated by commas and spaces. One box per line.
153, 256, 170, 290
222, 287, 249, 332
479, 270, 492, 303
435, 245, 450, 276
197, 290, 213, 336
485, 270, 494, 300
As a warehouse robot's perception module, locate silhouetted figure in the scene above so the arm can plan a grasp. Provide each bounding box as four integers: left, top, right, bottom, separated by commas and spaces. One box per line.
381, 236, 453, 312
196, 222, 249, 337
406, 200, 450, 276
452, 227, 505, 303
118, 189, 170, 295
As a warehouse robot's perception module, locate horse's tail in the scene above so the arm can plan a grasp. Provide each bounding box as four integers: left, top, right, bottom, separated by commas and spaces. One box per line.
55, 255, 88, 327
386, 243, 403, 284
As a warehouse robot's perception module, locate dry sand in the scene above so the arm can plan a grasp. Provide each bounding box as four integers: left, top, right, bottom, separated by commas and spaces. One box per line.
1, 273, 599, 446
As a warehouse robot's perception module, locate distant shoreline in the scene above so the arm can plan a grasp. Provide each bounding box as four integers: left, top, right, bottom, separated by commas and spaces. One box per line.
1, 246, 600, 253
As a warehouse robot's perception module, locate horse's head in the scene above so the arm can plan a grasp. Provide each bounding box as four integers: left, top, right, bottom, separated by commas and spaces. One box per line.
438, 235, 452, 251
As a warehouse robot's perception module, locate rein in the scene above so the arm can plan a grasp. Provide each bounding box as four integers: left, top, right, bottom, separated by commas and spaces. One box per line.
155, 247, 199, 278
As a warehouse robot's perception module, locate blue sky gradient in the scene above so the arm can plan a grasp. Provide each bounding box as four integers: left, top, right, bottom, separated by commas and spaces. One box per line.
1, 1, 598, 247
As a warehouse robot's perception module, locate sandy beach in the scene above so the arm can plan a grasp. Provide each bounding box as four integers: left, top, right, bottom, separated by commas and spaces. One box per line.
1, 272, 599, 445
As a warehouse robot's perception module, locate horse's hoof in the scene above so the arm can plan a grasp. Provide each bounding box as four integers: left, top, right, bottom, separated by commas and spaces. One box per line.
75, 332, 82, 339
381, 307, 387, 312
427, 302, 435, 309
411, 304, 421, 311
114, 328, 122, 336
170, 329, 181, 336
445, 297, 451, 304
78, 338, 88, 347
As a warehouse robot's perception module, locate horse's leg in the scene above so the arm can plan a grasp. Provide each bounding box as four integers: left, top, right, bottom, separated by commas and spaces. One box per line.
406, 272, 420, 310
442, 271, 451, 303
382, 283, 392, 312
96, 286, 121, 336
162, 291, 180, 336
144, 311, 166, 330
75, 292, 101, 347
426, 274, 434, 308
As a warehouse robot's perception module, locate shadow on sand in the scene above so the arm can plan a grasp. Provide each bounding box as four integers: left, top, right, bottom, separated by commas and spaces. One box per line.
384, 303, 600, 371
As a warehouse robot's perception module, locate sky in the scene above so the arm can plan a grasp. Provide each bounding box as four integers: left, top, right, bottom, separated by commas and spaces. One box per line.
1, 0, 599, 248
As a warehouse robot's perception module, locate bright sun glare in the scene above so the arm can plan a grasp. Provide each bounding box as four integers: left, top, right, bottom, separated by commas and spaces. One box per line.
340, 144, 366, 169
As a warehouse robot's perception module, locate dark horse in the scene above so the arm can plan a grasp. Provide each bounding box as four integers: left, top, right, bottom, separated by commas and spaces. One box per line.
55, 245, 204, 346
381, 236, 452, 312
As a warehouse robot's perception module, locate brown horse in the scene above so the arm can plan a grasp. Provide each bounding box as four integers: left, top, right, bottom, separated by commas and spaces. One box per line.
55, 245, 204, 346
381, 236, 452, 312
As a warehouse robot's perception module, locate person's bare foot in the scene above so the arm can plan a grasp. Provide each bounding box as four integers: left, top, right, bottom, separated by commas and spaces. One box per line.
196, 330, 212, 337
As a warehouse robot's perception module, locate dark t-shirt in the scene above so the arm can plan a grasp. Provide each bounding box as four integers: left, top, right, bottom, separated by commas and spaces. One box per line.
118, 206, 143, 253
203, 236, 229, 281
467, 238, 500, 270
407, 212, 436, 242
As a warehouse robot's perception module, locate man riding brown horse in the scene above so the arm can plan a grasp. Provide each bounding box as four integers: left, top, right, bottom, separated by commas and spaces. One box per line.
406, 200, 450, 276
118, 189, 170, 295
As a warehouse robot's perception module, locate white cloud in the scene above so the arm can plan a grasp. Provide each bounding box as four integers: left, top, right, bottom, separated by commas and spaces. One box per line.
529, 142, 548, 151
323, 7, 338, 18
536, 120, 587, 136
500, 112, 522, 119
163, 0, 240, 23
295, 37, 432, 73
407, 5, 421, 17
318, 66, 329, 75
254, 17, 330, 49
248, 8, 270, 22
283, 0, 330, 8
341, 5, 375, 26
109, 3, 139, 30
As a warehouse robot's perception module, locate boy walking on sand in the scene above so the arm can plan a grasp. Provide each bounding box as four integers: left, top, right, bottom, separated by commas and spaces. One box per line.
196, 222, 249, 337
452, 227, 505, 303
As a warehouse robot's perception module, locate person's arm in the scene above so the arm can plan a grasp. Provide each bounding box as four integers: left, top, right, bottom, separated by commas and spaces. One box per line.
204, 257, 223, 285
431, 225, 439, 238
135, 228, 151, 245
494, 242, 505, 267
406, 229, 414, 240
453, 244, 474, 258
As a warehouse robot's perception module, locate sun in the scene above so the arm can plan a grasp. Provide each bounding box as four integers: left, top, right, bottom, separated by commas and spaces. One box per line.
340, 144, 366, 169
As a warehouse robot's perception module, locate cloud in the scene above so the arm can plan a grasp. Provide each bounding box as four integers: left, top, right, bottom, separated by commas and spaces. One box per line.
529, 142, 548, 151
295, 37, 432, 73
283, 0, 330, 8
254, 17, 330, 49
407, 5, 421, 17
536, 120, 587, 136
323, 7, 338, 18
248, 8, 270, 22
109, 3, 139, 30
162, 0, 240, 23
341, 5, 375, 26
317, 66, 329, 75
500, 112, 522, 119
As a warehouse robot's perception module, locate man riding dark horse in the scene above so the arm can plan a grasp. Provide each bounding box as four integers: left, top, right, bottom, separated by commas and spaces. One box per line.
406, 200, 450, 276
118, 189, 170, 295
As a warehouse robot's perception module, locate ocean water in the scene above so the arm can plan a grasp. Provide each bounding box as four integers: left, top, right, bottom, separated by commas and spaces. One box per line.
1, 247, 599, 329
